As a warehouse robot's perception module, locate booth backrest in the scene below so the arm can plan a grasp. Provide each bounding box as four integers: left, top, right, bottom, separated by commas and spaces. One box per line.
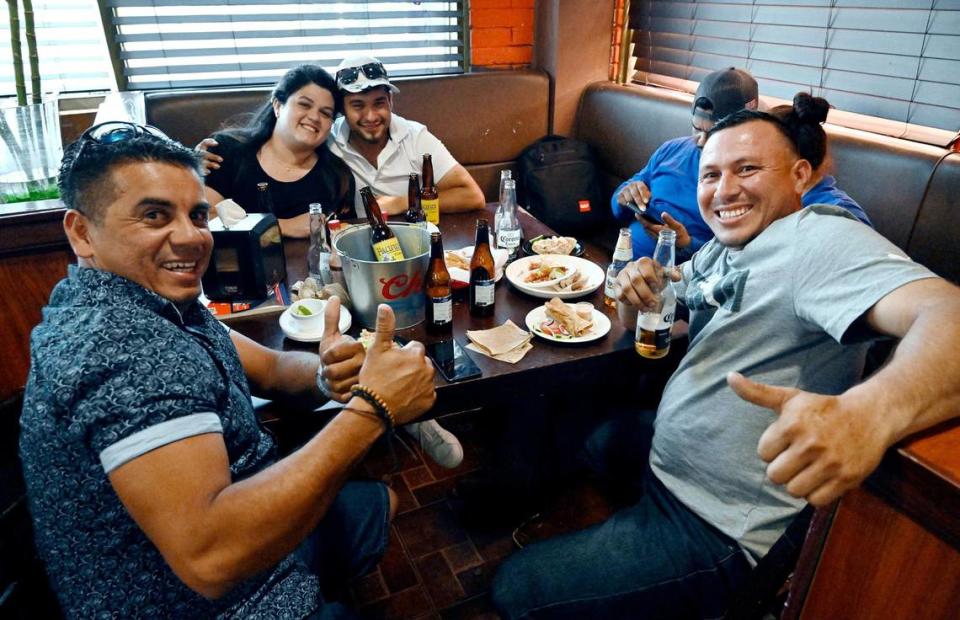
576, 82, 960, 284
145, 70, 551, 201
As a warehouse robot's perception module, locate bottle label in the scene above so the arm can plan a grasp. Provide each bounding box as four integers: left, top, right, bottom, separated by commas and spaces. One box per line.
373, 238, 405, 262
473, 279, 495, 306
422, 198, 440, 224
431, 295, 453, 323
497, 228, 521, 249
613, 246, 633, 262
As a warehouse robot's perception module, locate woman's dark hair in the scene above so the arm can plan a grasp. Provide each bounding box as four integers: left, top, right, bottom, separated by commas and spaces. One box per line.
222, 64, 341, 149
769, 92, 831, 170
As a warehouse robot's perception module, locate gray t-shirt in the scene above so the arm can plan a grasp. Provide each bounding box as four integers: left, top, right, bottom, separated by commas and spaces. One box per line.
650, 205, 936, 557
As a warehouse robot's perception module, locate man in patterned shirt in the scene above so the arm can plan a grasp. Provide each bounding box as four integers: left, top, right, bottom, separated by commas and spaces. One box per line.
20, 124, 436, 618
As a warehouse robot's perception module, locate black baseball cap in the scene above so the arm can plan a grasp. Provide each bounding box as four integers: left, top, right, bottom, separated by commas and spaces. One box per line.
692, 68, 758, 122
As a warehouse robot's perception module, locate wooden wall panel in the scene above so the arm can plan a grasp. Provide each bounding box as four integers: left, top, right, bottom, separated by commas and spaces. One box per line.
800, 487, 960, 620
0, 251, 71, 400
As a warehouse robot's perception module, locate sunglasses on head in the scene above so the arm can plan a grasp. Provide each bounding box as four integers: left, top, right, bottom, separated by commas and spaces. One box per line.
336, 62, 389, 87
73, 121, 171, 163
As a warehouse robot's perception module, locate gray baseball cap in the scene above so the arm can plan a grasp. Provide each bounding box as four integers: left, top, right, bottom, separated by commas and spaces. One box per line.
692, 68, 758, 121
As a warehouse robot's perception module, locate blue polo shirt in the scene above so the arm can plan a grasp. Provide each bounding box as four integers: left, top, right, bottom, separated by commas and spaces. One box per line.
20, 266, 322, 618
610, 136, 712, 260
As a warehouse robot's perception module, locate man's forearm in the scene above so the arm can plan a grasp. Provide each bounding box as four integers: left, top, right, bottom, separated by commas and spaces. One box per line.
439, 185, 485, 212
846, 288, 960, 445
186, 400, 382, 596
251, 350, 323, 403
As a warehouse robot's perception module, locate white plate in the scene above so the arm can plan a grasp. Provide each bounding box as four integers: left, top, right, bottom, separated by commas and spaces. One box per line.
279, 301, 352, 343
506, 255, 604, 300
525, 305, 612, 344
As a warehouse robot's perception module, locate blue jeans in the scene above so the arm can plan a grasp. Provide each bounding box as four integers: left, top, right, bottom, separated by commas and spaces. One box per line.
492, 414, 752, 619
297, 480, 391, 619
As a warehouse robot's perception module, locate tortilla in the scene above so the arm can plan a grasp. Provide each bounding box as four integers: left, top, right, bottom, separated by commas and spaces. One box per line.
444, 251, 470, 271
466, 320, 531, 356
532, 236, 577, 255
544, 297, 593, 337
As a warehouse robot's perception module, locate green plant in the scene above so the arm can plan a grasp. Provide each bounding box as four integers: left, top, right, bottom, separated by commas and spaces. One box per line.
2, 0, 59, 204
6, 0, 40, 106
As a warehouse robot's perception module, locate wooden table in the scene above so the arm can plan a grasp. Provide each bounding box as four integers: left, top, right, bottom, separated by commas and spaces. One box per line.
228, 204, 654, 416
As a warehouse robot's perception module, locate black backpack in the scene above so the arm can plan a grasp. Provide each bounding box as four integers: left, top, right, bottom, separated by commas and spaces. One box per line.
516, 135, 609, 236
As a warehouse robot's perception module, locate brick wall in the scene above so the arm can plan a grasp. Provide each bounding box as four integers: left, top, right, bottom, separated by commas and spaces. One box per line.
470, 0, 535, 69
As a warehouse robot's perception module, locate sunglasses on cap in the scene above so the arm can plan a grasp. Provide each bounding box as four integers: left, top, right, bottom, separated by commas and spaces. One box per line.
73, 121, 171, 163
336, 61, 389, 87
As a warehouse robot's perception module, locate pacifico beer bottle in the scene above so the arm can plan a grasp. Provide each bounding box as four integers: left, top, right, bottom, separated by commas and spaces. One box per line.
405, 173, 426, 226
361, 186, 405, 262
469, 219, 496, 318
425, 231, 453, 335
420, 154, 440, 225
635, 229, 677, 359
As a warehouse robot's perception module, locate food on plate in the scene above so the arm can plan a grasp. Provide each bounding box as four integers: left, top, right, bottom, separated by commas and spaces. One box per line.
444, 251, 470, 271
575, 302, 594, 320
294, 304, 313, 316
539, 297, 593, 338
523, 259, 570, 284
556, 269, 586, 292
531, 236, 577, 255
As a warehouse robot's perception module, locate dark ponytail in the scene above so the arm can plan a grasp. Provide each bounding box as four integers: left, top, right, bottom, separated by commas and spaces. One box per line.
769, 92, 831, 170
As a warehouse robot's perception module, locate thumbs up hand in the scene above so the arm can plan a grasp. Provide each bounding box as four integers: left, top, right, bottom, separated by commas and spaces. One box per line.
357, 304, 436, 425
727, 371, 891, 507
316, 296, 364, 402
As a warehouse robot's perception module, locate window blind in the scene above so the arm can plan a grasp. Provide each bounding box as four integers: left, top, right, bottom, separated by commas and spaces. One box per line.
101, 0, 467, 91
0, 0, 114, 98
628, 0, 960, 139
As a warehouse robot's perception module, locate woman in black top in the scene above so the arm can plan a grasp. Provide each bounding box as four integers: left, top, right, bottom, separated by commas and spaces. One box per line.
204, 65, 356, 238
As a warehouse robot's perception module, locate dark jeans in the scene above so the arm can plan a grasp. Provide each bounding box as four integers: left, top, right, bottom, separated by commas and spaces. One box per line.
491, 412, 752, 620
298, 480, 391, 619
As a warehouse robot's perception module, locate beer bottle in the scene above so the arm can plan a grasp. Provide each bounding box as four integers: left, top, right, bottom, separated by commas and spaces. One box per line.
425, 232, 453, 335
405, 173, 426, 225
494, 178, 522, 261
635, 229, 677, 359
256, 181, 274, 213
469, 219, 496, 318
361, 186, 405, 262
603, 228, 633, 308
307, 202, 332, 284
420, 153, 440, 225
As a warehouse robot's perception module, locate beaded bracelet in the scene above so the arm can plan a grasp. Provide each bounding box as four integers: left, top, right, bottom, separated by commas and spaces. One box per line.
350, 385, 396, 433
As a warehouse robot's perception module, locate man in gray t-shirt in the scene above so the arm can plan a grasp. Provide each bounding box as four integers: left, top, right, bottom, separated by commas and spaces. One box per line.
493, 111, 960, 619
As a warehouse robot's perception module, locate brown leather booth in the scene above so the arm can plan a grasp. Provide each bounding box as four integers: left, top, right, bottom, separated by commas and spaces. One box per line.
576, 82, 960, 286
145, 70, 551, 202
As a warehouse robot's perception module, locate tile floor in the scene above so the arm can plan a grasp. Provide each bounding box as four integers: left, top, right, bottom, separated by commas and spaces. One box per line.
346, 411, 619, 620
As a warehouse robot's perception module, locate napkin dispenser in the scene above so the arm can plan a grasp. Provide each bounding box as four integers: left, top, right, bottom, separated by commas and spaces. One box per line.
202, 213, 286, 302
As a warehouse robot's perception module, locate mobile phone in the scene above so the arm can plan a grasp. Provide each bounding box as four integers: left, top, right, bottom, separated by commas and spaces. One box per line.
425, 339, 482, 383
623, 201, 664, 226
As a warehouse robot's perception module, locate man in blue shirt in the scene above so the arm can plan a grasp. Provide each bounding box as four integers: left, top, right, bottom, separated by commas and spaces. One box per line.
612, 68, 759, 260
20, 124, 437, 618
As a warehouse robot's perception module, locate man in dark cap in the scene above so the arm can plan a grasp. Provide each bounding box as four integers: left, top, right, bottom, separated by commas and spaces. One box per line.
611, 67, 759, 259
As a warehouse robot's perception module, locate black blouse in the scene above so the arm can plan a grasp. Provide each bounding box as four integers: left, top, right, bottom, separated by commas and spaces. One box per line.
204, 133, 356, 220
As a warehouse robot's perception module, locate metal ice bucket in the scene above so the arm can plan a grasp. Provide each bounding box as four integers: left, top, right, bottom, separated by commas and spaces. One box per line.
335, 223, 430, 329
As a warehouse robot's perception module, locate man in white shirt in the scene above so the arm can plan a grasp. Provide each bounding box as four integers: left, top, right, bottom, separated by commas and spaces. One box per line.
329, 55, 485, 216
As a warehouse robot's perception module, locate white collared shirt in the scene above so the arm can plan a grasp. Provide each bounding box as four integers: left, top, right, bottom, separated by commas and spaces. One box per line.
328, 113, 458, 217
